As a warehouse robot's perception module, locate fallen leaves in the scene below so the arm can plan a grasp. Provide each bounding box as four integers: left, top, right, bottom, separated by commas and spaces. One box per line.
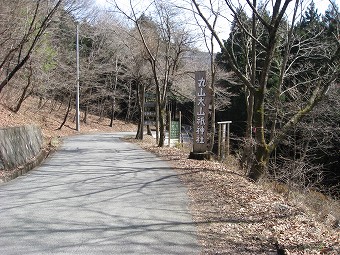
0, 98, 136, 141
134, 138, 339, 255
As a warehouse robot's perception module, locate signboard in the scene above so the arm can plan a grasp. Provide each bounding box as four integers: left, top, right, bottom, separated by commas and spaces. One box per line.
170, 121, 180, 139
144, 120, 156, 126
193, 71, 211, 153
144, 93, 156, 126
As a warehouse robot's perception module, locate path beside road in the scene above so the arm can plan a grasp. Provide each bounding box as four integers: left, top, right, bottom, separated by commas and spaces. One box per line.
0, 133, 199, 254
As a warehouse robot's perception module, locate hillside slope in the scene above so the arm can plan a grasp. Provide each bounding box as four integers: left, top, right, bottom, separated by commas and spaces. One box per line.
0, 97, 136, 139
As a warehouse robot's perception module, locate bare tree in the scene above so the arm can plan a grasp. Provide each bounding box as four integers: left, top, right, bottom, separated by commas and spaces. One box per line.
0, 0, 63, 94
114, 0, 194, 146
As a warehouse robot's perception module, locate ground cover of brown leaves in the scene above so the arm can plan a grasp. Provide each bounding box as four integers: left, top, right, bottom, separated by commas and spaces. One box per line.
0, 98, 136, 140
132, 136, 339, 255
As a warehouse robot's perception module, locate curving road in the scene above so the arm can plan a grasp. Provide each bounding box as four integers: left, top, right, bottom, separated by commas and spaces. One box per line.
0, 133, 199, 254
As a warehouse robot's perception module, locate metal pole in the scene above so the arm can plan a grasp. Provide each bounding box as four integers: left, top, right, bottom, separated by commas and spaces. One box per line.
218, 123, 221, 160
168, 111, 171, 147
221, 123, 226, 160
179, 111, 182, 145
76, 23, 80, 132
140, 84, 145, 140
156, 96, 159, 145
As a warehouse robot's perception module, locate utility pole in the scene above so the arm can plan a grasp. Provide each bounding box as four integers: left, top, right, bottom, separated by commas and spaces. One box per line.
76, 23, 80, 131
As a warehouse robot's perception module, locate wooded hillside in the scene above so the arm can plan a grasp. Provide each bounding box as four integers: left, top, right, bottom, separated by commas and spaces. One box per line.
0, 0, 339, 197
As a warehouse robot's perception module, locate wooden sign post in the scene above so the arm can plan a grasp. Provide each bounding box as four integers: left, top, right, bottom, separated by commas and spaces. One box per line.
218, 121, 232, 160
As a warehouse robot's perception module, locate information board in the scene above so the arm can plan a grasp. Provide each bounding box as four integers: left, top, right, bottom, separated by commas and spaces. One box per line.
170, 121, 180, 139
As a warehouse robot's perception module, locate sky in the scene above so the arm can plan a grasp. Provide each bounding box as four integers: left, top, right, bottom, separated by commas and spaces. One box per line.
95, 0, 334, 14
94, 0, 337, 51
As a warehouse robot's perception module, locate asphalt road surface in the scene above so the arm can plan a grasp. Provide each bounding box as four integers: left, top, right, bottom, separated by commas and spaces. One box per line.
0, 133, 199, 254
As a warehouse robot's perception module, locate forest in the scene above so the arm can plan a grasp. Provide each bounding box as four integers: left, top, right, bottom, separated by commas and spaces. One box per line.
0, 0, 339, 197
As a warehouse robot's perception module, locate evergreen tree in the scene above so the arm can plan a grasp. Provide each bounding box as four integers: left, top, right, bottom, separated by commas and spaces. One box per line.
324, 2, 340, 35
301, 1, 320, 27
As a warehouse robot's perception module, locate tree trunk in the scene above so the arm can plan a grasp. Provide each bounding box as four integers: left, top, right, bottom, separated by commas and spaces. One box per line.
136, 122, 142, 140
135, 83, 144, 140
83, 105, 88, 124
248, 144, 270, 181
12, 86, 31, 113
241, 87, 254, 171
57, 95, 72, 130
147, 125, 152, 135
38, 98, 48, 110
126, 81, 132, 121
242, 0, 256, 171
248, 88, 269, 181
49, 100, 56, 113
158, 108, 165, 147
98, 99, 104, 121
83, 88, 91, 124
110, 58, 118, 127
209, 39, 216, 152
109, 100, 114, 127
11, 63, 33, 113
38, 96, 43, 109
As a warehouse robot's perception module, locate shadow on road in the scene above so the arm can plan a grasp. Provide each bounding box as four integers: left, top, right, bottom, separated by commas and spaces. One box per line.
0, 133, 199, 254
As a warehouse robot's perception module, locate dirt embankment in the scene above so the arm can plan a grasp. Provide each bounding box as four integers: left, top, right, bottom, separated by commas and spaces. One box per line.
0, 98, 136, 140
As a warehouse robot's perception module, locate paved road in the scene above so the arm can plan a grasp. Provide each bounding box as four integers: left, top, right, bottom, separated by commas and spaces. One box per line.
0, 133, 199, 254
